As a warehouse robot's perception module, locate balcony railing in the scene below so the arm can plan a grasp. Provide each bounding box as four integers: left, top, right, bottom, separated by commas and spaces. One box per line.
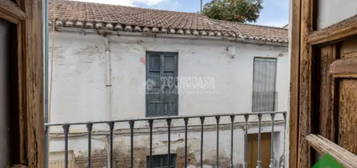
45, 111, 287, 168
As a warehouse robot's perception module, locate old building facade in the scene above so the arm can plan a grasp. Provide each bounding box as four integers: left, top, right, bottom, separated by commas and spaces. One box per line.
48, 1, 289, 167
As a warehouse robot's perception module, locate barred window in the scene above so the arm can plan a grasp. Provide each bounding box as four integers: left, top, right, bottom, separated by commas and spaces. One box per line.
252, 57, 277, 112
146, 154, 176, 168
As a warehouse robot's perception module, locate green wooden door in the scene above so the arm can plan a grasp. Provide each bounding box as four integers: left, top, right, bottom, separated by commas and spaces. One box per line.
146, 52, 178, 117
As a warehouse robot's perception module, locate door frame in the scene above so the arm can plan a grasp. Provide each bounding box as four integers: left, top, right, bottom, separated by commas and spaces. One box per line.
0, 0, 44, 168
290, 0, 357, 168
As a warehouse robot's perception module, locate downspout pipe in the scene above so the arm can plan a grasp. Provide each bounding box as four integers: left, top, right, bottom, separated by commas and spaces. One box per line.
43, 0, 49, 167
103, 36, 112, 120
103, 35, 112, 167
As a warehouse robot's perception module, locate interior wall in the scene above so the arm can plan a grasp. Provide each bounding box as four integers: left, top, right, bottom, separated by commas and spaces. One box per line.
0, 19, 11, 168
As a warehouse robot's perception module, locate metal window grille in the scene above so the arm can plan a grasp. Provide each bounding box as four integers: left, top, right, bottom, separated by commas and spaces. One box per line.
146, 154, 176, 168
252, 58, 277, 112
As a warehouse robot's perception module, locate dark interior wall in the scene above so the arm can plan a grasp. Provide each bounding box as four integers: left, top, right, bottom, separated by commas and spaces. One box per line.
0, 18, 11, 168
0, 18, 17, 167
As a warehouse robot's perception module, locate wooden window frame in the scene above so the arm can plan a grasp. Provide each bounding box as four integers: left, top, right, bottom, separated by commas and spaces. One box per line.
0, 0, 44, 168
290, 0, 357, 168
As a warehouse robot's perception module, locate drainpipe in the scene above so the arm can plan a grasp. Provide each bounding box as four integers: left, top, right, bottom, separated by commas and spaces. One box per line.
103, 36, 113, 167
103, 36, 112, 120
43, 0, 49, 167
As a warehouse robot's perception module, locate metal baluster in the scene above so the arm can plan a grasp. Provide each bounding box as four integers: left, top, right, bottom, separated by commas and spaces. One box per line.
167, 118, 172, 168
243, 115, 249, 168
281, 113, 287, 168
148, 119, 154, 168
108, 122, 115, 168
215, 116, 220, 168
200, 117, 205, 168
45, 126, 49, 168
87, 123, 93, 168
184, 118, 189, 168
129, 120, 135, 168
257, 114, 262, 168
63, 124, 70, 168
230, 115, 235, 167
269, 113, 276, 168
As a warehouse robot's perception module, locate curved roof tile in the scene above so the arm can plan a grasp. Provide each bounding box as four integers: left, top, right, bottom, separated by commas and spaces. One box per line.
49, 0, 288, 44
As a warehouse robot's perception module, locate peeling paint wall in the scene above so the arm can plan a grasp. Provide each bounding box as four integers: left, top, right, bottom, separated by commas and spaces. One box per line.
49, 32, 289, 123
49, 123, 286, 168
48, 31, 289, 167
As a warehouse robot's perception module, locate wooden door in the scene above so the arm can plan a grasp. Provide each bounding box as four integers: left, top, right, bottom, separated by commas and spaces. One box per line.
247, 133, 271, 168
318, 39, 357, 154
290, 0, 357, 167
309, 37, 357, 165
0, 0, 44, 167
334, 40, 357, 153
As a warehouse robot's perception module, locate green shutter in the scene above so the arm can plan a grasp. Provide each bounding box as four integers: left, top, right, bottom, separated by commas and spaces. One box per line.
146, 52, 178, 117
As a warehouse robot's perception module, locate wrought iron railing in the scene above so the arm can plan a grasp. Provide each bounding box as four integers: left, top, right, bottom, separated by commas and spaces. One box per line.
45, 111, 287, 168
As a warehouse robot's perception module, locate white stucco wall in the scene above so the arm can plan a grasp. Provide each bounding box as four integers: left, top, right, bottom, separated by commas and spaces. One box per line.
48, 31, 289, 167
317, 0, 357, 29
49, 32, 289, 123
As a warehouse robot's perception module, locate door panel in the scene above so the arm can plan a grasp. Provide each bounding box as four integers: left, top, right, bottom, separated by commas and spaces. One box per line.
316, 46, 337, 140
335, 38, 357, 154
315, 38, 357, 156
340, 39, 357, 59
247, 133, 271, 168
338, 80, 357, 153
0, 19, 11, 168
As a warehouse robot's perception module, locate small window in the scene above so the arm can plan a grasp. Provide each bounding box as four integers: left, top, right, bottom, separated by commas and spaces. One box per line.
146, 154, 176, 168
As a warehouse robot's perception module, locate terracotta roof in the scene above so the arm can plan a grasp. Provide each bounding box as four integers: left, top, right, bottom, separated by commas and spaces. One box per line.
49, 0, 288, 44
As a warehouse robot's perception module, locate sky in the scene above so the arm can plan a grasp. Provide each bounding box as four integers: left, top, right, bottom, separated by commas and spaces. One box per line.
71, 0, 289, 27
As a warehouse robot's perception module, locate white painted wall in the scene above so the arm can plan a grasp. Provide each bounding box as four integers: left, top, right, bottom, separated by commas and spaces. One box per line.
48, 31, 289, 167
49, 32, 289, 123
317, 0, 357, 29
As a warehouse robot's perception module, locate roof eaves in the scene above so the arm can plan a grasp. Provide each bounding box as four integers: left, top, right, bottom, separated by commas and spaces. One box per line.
50, 20, 289, 44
